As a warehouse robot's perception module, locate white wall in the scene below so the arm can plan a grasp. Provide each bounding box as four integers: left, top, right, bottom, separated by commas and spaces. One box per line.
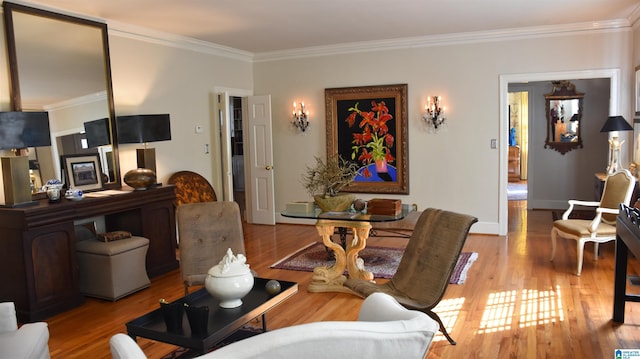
0, 4, 635, 234
254, 30, 634, 234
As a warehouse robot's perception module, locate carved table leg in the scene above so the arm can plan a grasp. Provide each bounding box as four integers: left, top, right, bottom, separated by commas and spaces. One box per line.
346, 224, 374, 281
308, 222, 349, 293
308, 220, 373, 293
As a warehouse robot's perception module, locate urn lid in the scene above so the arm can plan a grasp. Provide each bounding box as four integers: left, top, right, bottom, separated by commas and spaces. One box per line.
207, 248, 251, 278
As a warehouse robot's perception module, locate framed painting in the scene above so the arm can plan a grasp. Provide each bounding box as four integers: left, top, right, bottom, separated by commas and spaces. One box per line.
61, 154, 104, 191
325, 84, 408, 194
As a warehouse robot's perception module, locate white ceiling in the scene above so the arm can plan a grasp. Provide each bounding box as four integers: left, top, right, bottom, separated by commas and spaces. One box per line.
15, 0, 640, 54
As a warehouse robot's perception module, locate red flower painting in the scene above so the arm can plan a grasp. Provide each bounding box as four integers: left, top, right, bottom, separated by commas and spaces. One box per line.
346, 100, 395, 178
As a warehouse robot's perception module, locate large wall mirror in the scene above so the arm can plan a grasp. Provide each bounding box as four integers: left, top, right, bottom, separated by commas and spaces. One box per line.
544, 80, 584, 155
3, 2, 120, 195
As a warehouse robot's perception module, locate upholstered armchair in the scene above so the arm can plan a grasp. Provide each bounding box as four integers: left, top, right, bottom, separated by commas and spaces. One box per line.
551, 169, 636, 276
0, 302, 50, 359
110, 293, 439, 359
176, 201, 248, 295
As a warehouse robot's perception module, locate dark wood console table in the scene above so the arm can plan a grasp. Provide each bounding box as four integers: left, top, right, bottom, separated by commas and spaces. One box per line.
0, 185, 179, 322
613, 205, 640, 322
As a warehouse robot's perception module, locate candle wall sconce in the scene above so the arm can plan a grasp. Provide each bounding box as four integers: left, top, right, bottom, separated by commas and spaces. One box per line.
292, 101, 310, 132
422, 96, 446, 133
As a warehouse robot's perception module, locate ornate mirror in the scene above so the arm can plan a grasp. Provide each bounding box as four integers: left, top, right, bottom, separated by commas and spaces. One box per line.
544, 80, 584, 155
3, 2, 120, 195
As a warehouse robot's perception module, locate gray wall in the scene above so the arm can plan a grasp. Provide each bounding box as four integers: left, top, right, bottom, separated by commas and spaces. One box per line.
510, 78, 611, 208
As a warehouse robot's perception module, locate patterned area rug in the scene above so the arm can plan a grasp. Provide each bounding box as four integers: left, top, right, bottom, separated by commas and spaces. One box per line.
270, 242, 478, 284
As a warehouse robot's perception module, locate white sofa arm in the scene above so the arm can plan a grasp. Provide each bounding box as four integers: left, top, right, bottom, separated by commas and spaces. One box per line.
110, 334, 147, 359
109, 293, 439, 359
0, 302, 18, 334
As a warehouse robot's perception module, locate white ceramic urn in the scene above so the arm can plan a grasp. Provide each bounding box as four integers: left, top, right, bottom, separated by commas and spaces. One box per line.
205, 248, 254, 308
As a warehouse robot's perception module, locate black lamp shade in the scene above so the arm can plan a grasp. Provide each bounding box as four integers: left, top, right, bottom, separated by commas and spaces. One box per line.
0, 111, 51, 149
84, 118, 111, 148
116, 114, 171, 144
600, 115, 633, 132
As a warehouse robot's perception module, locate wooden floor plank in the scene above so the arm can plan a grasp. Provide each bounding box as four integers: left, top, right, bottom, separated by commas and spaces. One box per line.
42, 200, 640, 358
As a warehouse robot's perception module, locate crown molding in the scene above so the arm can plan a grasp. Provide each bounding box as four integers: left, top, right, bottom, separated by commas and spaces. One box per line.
41, 91, 107, 112
108, 21, 253, 63
253, 19, 631, 63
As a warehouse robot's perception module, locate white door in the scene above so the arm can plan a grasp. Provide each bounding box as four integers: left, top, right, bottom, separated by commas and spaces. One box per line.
243, 95, 275, 225
242, 95, 276, 225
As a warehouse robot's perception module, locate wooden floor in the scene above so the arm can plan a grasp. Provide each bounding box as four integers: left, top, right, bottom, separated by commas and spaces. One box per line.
44, 200, 640, 358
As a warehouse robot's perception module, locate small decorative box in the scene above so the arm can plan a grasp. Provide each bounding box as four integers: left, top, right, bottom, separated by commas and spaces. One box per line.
286, 201, 315, 213
367, 198, 402, 216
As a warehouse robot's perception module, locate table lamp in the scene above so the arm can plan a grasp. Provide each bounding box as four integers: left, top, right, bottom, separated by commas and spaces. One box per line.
116, 114, 171, 174
600, 115, 633, 175
0, 111, 50, 207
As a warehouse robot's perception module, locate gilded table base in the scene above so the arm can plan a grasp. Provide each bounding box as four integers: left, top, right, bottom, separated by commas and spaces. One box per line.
307, 219, 374, 293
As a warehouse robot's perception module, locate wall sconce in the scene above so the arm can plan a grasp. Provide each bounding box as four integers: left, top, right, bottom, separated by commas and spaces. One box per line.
292, 101, 310, 132
422, 96, 446, 133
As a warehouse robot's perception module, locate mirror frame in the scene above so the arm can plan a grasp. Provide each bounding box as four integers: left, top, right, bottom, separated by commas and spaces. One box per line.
544, 80, 584, 155
3, 1, 121, 195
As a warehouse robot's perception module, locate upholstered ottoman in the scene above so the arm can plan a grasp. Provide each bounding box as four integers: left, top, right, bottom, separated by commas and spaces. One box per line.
75, 226, 151, 301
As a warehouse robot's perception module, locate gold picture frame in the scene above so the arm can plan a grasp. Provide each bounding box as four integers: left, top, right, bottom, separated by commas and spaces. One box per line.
325, 84, 409, 194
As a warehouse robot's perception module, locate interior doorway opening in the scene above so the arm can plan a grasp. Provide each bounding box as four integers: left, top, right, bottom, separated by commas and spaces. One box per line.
507, 91, 529, 202
230, 96, 245, 217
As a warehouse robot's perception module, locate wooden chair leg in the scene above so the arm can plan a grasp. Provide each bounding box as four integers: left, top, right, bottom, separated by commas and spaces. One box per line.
425, 310, 456, 345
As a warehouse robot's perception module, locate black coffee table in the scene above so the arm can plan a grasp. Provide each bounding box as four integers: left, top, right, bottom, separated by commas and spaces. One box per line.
126, 277, 298, 353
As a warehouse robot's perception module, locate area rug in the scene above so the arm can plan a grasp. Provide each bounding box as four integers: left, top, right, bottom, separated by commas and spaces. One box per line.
270, 242, 478, 284
507, 182, 527, 201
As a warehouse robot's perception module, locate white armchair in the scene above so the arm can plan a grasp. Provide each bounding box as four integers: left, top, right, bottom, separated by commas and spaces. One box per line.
0, 302, 50, 359
110, 292, 439, 359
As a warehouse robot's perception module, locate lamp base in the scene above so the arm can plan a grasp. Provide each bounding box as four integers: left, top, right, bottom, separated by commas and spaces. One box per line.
1, 156, 36, 207
136, 148, 156, 174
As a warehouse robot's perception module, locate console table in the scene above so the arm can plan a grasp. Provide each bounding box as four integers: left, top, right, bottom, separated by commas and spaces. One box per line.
613, 204, 640, 323
0, 185, 179, 322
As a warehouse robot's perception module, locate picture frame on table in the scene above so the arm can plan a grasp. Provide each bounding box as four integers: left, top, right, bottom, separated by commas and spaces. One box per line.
325, 84, 409, 194
61, 154, 104, 191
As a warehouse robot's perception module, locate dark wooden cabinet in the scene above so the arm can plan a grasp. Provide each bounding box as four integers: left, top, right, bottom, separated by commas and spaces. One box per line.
0, 185, 178, 322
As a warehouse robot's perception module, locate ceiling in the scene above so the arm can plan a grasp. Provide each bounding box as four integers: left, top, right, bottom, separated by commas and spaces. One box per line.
13, 0, 640, 54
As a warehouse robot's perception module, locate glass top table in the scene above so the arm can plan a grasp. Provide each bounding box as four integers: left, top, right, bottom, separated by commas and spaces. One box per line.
281, 203, 414, 222
281, 203, 414, 293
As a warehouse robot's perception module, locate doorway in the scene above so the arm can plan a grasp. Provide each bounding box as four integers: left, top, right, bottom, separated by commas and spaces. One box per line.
229, 96, 245, 217
507, 91, 529, 202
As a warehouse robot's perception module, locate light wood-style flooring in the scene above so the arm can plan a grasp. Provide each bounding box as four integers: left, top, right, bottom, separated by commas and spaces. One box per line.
44, 200, 640, 358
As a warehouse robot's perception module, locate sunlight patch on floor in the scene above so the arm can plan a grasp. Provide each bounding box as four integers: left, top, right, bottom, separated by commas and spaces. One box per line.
432, 297, 465, 341
519, 286, 564, 327
475, 286, 564, 334
478, 290, 517, 333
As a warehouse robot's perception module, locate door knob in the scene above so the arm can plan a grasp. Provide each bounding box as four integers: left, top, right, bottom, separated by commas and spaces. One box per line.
265, 165, 273, 170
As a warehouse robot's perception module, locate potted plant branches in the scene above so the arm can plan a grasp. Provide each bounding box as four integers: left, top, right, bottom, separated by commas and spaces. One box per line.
301, 155, 359, 212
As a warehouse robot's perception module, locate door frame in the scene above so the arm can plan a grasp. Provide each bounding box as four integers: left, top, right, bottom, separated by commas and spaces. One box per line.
498, 69, 620, 235
213, 86, 252, 201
